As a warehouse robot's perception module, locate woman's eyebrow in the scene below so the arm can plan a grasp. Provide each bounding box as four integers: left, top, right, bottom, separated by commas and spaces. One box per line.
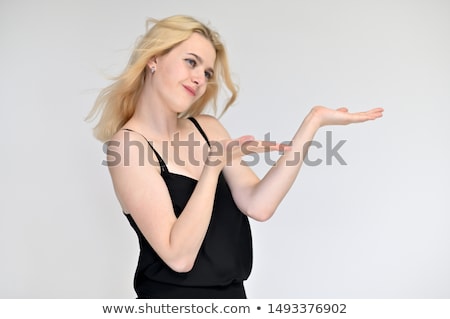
187, 52, 203, 62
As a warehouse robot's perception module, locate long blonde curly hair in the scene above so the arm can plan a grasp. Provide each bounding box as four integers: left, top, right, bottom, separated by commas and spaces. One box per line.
86, 15, 238, 142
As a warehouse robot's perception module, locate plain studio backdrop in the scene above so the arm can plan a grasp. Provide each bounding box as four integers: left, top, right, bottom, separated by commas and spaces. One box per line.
1, 0, 449, 298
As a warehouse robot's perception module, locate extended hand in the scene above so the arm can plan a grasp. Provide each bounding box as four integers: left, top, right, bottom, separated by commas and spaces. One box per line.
206, 136, 290, 168
310, 106, 384, 127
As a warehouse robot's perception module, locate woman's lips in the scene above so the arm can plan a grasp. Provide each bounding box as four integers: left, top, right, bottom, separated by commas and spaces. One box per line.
182, 85, 196, 96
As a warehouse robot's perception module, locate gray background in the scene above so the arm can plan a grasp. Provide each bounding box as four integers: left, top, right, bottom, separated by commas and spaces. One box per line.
1, 0, 449, 298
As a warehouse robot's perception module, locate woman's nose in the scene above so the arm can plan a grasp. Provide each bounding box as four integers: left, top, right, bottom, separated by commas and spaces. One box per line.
191, 70, 204, 86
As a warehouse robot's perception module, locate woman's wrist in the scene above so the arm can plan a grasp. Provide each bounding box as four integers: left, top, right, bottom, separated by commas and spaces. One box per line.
306, 106, 325, 130
203, 157, 224, 176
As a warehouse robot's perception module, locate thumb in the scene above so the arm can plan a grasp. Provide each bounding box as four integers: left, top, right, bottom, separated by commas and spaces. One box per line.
237, 135, 255, 143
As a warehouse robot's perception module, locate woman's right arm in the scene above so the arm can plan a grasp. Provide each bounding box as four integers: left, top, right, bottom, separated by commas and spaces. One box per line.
107, 131, 223, 273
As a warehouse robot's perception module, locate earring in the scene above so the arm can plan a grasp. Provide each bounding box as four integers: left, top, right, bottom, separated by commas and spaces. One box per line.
150, 66, 156, 74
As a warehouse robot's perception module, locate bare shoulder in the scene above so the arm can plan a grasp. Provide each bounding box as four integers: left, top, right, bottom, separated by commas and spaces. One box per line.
106, 128, 159, 174
192, 114, 231, 140
106, 128, 164, 214
109, 127, 148, 145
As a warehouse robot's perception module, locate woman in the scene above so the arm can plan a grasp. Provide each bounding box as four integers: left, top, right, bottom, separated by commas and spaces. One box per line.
87, 15, 383, 299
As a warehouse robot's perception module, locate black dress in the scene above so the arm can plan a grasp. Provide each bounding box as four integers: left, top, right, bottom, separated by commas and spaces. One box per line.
124, 117, 253, 299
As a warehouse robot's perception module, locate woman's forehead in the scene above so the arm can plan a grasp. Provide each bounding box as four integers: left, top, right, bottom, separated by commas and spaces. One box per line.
175, 33, 216, 64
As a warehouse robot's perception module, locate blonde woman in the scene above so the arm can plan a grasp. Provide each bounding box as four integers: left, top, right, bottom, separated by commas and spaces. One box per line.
87, 15, 383, 299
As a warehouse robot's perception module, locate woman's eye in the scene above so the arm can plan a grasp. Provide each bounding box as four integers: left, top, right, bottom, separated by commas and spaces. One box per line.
205, 71, 212, 80
185, 59, 196, 67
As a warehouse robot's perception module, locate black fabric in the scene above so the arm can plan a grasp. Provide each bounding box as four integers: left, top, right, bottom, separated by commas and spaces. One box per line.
123, 118, 253, 299
135, 280, 247, 299
188, 117, 211, 147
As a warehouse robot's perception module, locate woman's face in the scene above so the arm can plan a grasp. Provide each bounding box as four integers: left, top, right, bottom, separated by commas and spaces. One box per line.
150, 32, 216, 114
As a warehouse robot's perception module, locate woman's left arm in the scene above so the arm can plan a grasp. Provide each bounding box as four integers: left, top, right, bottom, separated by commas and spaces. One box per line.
197, 106, 383, 221
240, 106, 384, 221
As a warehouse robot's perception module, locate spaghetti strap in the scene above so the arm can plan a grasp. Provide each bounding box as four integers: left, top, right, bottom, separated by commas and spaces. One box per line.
122, 128, 168, 173
188, 117, 211, 147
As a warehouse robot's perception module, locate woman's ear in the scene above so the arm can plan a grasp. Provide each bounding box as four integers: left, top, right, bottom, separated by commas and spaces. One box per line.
147, 56, 158, 68
147, 57, 158, 74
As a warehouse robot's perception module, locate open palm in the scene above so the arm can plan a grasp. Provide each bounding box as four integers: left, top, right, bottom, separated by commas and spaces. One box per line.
311, 106, 384, 127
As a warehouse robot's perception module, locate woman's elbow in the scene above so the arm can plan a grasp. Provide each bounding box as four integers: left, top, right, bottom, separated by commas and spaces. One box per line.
166, 256, 195, 273
246, 206, 276, 222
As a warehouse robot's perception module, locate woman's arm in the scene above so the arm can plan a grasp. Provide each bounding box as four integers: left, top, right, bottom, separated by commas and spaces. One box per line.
108, 130, 223, 273
197, 106, 383, 221
245, 106, 383, 221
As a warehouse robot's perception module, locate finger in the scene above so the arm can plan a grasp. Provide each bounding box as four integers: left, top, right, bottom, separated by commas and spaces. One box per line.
358, 111, 383, 121
270, 142, 292, 152
241, 141, 291, 154
336, 107, 349, 112
366, 107, 384, 114
366, 108, 384, 118
221, 136, 254, 150
237, 135, 255, 143
271, 144, 292, 153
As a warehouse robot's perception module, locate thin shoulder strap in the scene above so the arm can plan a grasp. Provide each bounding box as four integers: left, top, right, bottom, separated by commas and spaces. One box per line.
122, 128, 168, 173
188, 117, 211, 147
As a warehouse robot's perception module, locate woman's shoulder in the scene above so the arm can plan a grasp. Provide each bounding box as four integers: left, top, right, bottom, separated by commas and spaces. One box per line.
106, 126, 154, 167
109, 120, 150, 145
191, 114, 231, 140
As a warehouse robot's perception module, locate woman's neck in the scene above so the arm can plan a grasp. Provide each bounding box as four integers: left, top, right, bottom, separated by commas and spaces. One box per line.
131, 83, 180, 139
